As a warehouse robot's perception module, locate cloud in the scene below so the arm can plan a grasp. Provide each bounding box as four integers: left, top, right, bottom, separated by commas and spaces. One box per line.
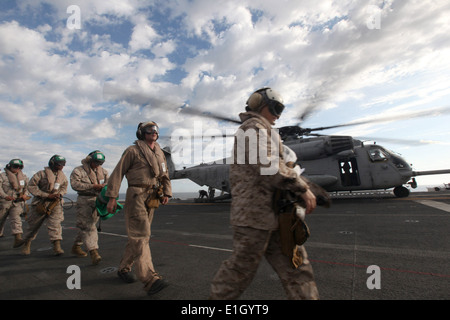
129, 18, 159, 53
1, 0, 450, 192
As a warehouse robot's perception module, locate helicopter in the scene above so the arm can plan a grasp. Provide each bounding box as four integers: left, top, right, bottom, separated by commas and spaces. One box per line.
161, 107, 450, 198
102, 84, 450, 198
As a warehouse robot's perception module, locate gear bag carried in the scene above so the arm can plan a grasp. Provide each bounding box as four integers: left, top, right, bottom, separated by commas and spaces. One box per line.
96, 185, 123, 220
145, 184, 164, 209
273, 189, 311, 268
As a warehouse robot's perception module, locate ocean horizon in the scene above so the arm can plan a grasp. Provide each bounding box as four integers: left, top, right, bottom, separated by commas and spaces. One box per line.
64, 192, 200, 201
62, 184, 443, 203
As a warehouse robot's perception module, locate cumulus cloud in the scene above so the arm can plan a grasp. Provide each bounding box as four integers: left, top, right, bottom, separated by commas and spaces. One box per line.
129, 19, 159, 53
1, 0, 450, 191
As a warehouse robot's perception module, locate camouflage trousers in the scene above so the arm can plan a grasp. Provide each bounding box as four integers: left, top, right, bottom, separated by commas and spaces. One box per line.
23, 203, 64, 242
0, 201, 24, 236
73, 196, 99, 251
210, 226, 319, 300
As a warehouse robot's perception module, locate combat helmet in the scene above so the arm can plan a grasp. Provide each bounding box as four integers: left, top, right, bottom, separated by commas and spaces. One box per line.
87, 150, 105, 165
49, 155, 66, 169
246, 87, 285, 117
7, 159, 24, 169
136, 121, 159, 140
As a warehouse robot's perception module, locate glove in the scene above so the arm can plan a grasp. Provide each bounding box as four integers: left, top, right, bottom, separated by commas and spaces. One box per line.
293, 164, 305, 177
295, 205, 306, 221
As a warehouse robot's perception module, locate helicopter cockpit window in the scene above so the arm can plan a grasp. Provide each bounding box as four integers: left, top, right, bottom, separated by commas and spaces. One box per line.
368, 148, 388, 162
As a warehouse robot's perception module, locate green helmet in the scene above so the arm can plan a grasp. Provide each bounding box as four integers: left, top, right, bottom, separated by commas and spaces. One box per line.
89, 150, 105, 164
8, 159, 24, 169
49, 155, 66, 168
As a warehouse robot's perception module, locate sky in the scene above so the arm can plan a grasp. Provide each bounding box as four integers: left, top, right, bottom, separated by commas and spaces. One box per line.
1, 0, 450, 195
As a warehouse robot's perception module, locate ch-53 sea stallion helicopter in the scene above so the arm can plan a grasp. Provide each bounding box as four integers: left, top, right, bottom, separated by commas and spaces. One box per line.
104, 85, 450, 198
164, 104, 450, 199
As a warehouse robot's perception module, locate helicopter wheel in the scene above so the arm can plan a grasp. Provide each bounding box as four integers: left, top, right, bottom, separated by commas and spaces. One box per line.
393, 186, 410, 198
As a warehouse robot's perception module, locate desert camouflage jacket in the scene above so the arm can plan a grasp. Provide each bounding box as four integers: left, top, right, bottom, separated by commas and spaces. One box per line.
229, 112, 309, 231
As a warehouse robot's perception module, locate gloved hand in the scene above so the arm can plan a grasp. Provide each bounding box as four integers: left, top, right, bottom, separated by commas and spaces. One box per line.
293, 164, 305, 177
298, 189, 316, 215
295, 205, 306, 221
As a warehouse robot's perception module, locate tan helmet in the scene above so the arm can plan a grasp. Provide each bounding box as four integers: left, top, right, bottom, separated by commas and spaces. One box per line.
246, 87, 285, 116
136, 121, 159, 140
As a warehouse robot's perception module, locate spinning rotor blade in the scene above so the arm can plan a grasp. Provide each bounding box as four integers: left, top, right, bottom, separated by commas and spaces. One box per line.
356, 136, 450, 146
298, 105, 317, 123
306, 105, 450, 132
297, 93, 331, 123
299, 132, 449, 146
103, 83, 241, 125
103, 83, 177, 109
159, 132, 234, 140
179, 108, 241, 124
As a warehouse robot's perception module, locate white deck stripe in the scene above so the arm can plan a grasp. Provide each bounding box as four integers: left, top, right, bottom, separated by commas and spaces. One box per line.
415, 200, 450, 213
188, 244, 232, 252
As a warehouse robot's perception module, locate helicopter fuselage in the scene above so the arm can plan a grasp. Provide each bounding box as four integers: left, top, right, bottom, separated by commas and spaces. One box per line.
289, 137, 413, 193
168, 135, 417, 197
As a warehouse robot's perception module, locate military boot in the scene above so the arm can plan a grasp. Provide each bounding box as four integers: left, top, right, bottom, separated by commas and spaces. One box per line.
52, 240, 64, 256
13, 233, 23, 248
71, 244, 88, 257
21, 240, 31, 255
89, 249, 102, 265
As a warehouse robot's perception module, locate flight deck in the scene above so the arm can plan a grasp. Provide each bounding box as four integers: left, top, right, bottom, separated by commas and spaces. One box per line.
0, 192, 449, 301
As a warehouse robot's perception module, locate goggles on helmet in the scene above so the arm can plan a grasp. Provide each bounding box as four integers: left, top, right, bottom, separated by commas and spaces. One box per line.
143, 125, 159, 135
9, 159, 24, 169
260, 88, 285, 117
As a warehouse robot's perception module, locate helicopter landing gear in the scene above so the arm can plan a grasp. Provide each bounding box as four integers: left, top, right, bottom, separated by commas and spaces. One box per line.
393, 186, 410, 198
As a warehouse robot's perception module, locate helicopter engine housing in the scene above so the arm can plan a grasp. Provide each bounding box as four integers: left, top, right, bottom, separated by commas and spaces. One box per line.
285, 136, 354, 161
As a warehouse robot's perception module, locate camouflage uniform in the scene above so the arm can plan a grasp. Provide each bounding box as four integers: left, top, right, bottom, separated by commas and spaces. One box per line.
0, 170, 30, 237
23, 169, 68, 242
210, 111, 319, 300
70, 160, 108, 252
106, 140, 172, 292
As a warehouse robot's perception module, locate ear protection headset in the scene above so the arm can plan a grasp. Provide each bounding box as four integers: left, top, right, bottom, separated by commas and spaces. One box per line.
246, 87, 285, 117
136, 121, 159, 140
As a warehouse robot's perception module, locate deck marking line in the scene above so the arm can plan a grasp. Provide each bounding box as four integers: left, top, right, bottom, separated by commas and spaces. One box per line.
99, 230, 449, 278
414, 200, 450, 213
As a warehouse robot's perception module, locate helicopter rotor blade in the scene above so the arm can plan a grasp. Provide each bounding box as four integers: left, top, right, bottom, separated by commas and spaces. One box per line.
297, 93, 331, 124
303, 132, 449, 146
103, 83, 178, 109
104, 83, 449, 145
159, 132, 234, 140
179, 108, 241, 124
103, 83, 241, 125
306, 105, 450, 132
298, 105, 316, 123
355, 136, 450, 146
